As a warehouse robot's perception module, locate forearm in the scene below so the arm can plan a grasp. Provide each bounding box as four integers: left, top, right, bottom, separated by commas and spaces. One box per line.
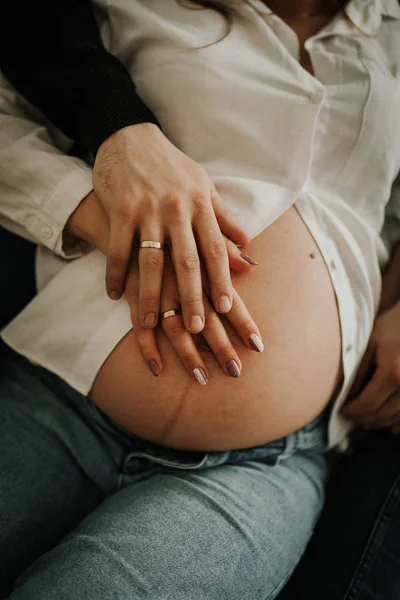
2, 0, 159, 154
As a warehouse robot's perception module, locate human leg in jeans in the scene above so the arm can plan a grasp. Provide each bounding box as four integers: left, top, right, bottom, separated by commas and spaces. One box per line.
0, 351, 107, 597
1, 350, 328, 600
277, 430, 400, 600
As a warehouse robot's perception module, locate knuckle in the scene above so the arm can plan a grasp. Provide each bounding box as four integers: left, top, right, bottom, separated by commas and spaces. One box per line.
204, 311, 220, 329
182, 296, 203, 311
109, 250, 128, 269
179, 253, 200, 273
143, 252, 163, 273
190, 190, 209, 211
136, 337, 156, 356
140, 294, 158, 311
165, 193, 184, 216
115, 196, 134, 221
163, 319, 185, 339
207, 240, 227, 261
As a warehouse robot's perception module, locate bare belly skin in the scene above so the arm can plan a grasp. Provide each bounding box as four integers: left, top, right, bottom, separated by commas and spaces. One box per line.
90, 206, 343, 451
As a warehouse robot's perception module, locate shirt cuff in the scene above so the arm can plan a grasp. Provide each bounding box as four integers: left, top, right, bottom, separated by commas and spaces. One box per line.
27, 164, 94, 258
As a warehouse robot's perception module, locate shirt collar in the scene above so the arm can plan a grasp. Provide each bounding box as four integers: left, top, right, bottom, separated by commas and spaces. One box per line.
344, 0, 400, 36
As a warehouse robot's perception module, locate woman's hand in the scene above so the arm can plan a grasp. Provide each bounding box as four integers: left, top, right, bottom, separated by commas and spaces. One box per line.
93, 123, 251, 334
342, 243, 400, 433
127, 248, 263, 383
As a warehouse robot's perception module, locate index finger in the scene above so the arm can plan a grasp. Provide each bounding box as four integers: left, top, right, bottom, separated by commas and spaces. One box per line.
347, 340, 376, 400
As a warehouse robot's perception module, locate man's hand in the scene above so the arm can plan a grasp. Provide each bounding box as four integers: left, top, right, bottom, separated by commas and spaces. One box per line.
342, 244, 400, 434
93, 123, 250, 334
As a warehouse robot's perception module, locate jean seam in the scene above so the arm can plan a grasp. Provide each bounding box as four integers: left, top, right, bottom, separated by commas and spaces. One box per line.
343, 474, 400, 600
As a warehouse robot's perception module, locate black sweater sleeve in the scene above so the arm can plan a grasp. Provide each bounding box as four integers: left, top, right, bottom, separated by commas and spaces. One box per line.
2, 0, 159, 155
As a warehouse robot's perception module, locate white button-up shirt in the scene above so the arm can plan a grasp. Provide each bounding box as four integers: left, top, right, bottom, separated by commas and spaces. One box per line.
1, 0, 400, 448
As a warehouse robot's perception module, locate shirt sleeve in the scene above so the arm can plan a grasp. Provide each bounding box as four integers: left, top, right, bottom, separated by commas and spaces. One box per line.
0, 74, 94, 257
1, 0, 160, 155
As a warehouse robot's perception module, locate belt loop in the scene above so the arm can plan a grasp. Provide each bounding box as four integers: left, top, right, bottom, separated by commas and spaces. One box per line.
276, 432, 296, 463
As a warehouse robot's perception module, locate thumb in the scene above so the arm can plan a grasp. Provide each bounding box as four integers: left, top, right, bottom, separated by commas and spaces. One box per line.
347, 338, 377, 401
211, 188, 250, 247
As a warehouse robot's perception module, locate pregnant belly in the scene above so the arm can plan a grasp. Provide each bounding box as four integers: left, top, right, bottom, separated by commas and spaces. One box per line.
90, 206, 343, 451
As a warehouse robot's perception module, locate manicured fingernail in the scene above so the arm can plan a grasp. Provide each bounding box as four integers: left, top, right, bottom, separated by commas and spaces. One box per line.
190, 315, 203, 332
249, 333, 264, 353
193, 367, 208, 385
218, 295, 232, 313
240, 253, 258, 266
144, 312, 157, 327
109, 290, 121, 301
148, 360, 160, 377
226, 359, 241, 378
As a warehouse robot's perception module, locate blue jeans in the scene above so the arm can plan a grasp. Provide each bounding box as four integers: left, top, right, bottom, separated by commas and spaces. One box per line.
278, 428, 400, 600
0, 349, 328, 600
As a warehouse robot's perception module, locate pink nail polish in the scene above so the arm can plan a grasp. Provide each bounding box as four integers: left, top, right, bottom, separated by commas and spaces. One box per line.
240, 253, 258, 266
226, 359, 241, 378
249, 333, 264, 353
193, 367, 208, 385
148, 360, 160, 377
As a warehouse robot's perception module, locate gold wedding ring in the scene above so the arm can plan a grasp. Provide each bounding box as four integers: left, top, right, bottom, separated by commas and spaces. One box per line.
139, 241, 165, 250
161, 309, 182, 320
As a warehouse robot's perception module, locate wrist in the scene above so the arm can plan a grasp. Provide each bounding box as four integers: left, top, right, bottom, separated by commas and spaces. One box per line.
66, 190, 109, 254
99, 122, 162, 155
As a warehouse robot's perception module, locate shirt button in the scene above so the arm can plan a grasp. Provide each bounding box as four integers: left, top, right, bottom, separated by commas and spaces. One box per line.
330, 259, 337, 270
345, 344, 353, 354
41, 225, 53, 240
309, 90, 323, 104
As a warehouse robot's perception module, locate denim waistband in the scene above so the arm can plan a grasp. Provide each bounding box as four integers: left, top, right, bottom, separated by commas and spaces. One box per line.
121, 408, 329, 474
15, 350, 329, 474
